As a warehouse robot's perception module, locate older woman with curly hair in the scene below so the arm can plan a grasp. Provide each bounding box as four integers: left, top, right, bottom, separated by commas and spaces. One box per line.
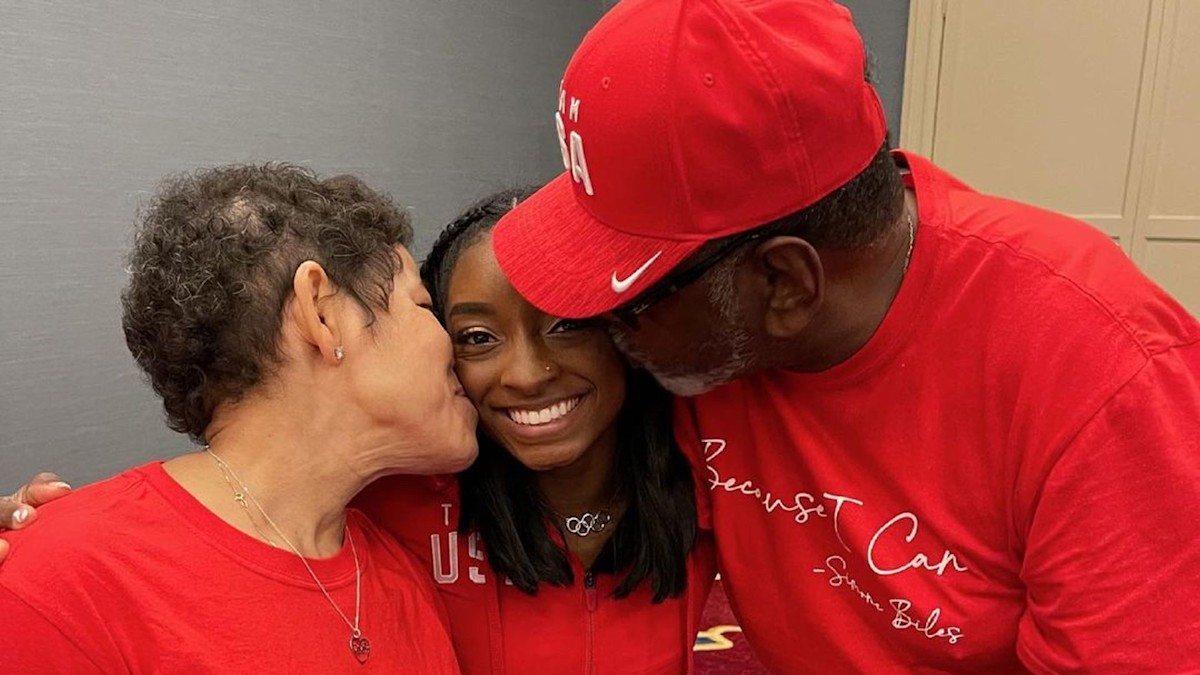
0, 164, 477, 673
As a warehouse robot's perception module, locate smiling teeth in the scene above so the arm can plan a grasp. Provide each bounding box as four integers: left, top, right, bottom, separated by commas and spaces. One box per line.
508, 397, 582, 426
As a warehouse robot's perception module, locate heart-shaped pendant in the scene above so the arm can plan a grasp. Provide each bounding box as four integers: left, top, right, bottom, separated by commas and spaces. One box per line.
349, 634, 371, 664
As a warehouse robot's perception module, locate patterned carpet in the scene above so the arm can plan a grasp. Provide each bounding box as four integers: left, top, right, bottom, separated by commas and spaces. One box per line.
694, 578, 769, 674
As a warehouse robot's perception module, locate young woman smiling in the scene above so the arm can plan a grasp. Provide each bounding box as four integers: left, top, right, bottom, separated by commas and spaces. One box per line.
355, 186, 716, 675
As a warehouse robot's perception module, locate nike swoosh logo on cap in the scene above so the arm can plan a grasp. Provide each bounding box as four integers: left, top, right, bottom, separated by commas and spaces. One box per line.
611, 251, 663, 294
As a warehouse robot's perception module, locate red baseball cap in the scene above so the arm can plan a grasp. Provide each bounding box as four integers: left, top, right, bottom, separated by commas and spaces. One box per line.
493, 0, 887, 319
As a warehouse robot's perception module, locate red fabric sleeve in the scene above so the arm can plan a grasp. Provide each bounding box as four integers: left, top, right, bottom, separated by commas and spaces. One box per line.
1017, 341, 1200, 673
0, 585, 107, 672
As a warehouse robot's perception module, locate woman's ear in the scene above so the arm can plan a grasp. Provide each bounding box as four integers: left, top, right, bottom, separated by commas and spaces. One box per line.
751, 237, 824, 339
290, 261, 344, 366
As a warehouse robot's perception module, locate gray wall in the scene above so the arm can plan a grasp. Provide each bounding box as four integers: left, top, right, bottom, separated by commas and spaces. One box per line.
1, 0, 907, 488
0, 1, 603, 485
840, 0, 910, 134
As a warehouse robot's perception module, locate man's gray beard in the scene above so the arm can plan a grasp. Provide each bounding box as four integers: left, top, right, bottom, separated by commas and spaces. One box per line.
610, 256, 753, 397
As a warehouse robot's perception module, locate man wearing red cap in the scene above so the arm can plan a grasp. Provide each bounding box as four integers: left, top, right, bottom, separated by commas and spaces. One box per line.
494, 0, 1200, 672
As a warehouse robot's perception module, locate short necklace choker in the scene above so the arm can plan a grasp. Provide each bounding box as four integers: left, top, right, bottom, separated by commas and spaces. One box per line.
205, 446, 372, 664
555, 491, 620, 538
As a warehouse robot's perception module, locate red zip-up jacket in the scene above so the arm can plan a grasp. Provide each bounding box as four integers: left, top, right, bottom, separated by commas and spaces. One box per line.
355, 475, 716, 675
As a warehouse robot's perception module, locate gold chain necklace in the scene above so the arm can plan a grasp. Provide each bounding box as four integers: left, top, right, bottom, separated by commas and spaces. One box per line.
204, 447, 371, 664
902, 211, 916, 274
210, 453, 281, 548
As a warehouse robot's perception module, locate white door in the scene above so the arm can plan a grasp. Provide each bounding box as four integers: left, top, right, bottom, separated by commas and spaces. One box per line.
902, 0, 1199, 314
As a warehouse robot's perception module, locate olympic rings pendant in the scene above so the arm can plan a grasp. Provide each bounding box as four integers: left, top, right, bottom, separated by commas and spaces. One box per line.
564, 510, 612, 537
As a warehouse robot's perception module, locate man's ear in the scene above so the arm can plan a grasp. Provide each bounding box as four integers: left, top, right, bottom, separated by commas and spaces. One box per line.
750, 237, 823, 339
290, 261, 343, 366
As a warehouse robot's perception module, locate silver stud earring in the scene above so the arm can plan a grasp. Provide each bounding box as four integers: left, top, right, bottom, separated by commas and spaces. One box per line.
334, 346, 344, 362
544, 364, 552, 372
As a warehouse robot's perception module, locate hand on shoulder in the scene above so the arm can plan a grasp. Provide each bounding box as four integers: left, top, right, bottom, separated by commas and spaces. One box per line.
0, 472, 72, 562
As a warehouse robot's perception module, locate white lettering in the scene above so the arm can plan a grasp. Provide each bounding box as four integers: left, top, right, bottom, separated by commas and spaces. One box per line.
555, 109, 595, 196
705, 439, 827, 525
890, 599, 964, 644
706, 468, 828, 525
441, 503, 453, 527
824, 492, 864, 553
568, 131, 593, 196
555, 112, 571, 171
704, 437, 972, 648
867, 512, 969, 577
467, 531, 486, 584
811, 555, 885, 612
430, 532, 459, 584
702, 438, 727, 462
569, 97, 581, 122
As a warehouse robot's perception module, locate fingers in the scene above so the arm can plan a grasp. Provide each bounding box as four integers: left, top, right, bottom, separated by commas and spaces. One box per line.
0, 471, 70, 533
17, 473, 72, 508
0, 538, 8, 564
0, 499, 37, 531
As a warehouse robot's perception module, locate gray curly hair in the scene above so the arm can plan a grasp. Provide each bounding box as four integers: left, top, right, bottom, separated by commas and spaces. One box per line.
121, 163, 413, 441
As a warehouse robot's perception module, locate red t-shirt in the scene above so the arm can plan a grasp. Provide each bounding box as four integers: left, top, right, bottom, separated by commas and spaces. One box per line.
355, 474, 717, 675
0, 462, 460, 674
674, 152, 1200, 673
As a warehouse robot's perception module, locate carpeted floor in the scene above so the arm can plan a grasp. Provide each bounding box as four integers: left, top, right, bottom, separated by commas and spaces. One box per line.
694, 578, 769, 674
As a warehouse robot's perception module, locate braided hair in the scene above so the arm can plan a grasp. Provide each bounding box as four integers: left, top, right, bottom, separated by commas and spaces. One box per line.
420, 188, 698, 602
421, 186, 534, 314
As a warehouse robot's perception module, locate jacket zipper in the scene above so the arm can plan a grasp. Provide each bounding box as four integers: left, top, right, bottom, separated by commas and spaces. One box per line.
585, 569, 597, 675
